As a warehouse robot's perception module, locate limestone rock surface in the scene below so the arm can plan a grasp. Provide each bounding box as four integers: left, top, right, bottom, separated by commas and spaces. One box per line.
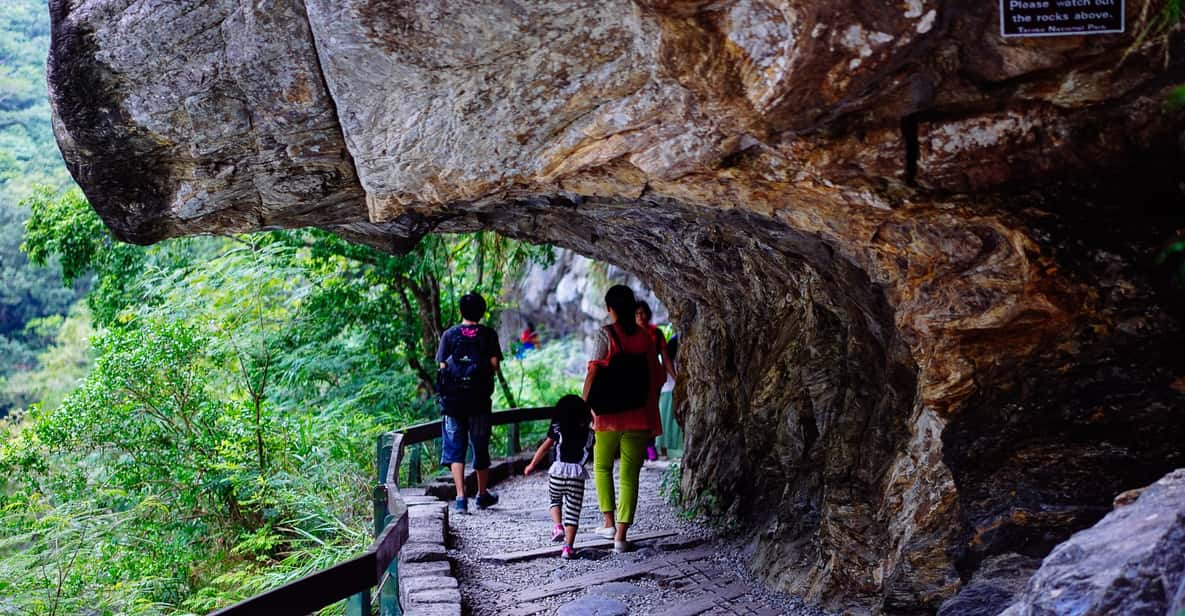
48, 0, 1185, 612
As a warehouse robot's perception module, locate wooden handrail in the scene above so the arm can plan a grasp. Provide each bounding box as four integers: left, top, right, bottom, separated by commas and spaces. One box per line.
395, 406, 554, 449
208, 501, 409, 616
207, 407, 552, 615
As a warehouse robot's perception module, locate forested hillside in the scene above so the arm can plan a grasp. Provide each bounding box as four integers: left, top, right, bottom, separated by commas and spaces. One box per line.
0, 0, 79, 414
0, 3, 575, 612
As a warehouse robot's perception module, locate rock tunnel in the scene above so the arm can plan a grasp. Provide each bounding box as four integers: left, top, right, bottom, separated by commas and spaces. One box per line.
47, 0, 1185, 612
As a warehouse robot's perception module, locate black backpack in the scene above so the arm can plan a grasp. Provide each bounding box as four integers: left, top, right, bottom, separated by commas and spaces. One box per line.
438, 326, 493, 409
586, 325, 650, 414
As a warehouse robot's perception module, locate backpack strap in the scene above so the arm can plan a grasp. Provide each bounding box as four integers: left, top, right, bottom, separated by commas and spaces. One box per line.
604, 324, 626, 357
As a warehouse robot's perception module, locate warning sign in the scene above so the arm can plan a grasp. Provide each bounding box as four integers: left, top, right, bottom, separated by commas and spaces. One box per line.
1000, 0, 1124, 37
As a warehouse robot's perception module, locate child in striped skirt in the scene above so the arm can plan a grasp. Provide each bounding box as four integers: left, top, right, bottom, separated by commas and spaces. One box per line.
524, 394, 594, 559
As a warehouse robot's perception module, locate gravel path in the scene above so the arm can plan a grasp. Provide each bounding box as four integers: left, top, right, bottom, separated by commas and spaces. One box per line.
447, 460, 832, 615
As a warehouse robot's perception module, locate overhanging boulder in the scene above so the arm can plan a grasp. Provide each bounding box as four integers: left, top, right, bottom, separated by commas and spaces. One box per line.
48, 0, 1185, 612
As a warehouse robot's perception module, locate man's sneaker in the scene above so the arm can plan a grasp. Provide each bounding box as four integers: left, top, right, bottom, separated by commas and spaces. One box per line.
593, 526, 616, 539
560, 545, 574, 560
475, 491, 499, 509
551, 524, 565, 542
453, 497, 468, 514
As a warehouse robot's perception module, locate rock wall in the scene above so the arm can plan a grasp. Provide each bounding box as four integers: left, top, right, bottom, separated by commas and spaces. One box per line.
48, 0, 1185, 612
500, 248, 668, 352
999, 468, 1185, 616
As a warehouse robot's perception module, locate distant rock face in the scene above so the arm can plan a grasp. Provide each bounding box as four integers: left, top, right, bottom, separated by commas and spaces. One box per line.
48, 0, 1185, 612
1000, 469, 1185, 616
502, 249, 668, 353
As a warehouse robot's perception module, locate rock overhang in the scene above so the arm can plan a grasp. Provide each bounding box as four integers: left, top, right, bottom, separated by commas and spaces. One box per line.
47, 0, 1185, 612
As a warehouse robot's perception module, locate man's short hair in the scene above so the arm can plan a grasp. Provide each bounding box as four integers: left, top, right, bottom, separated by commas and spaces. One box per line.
459, 292, 487, 322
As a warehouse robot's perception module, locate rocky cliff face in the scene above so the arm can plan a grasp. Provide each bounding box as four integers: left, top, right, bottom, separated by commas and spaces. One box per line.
501, 248, 668, 352
48, 0, 1185, 612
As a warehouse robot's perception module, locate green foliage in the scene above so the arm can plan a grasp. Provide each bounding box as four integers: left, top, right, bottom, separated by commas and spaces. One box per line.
1169, 84, 1185, 110
660, 461, 683, 507
0, 0, 65, 196
487, 340, 584, 455
1152, 0, 1183, 34
494, 339, 584, 410
21, 186, 113, 284
0, 0, 80, 397
1129, 0, 1185, 70
658, 461, 740, 531
1, 303, 93, 412
0, 242, 407, 612
263, 229, 551, 397
3, 181, 557, 612
0, 190, 81, 394
21, 186, 156, 326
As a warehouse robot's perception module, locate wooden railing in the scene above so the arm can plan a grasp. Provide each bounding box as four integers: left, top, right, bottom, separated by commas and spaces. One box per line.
209, 406, 553, 616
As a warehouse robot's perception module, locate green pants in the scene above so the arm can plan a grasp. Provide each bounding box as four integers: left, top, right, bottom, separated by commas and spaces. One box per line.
593, 430, 649, 524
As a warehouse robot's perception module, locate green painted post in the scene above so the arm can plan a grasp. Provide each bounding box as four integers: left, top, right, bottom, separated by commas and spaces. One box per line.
345, 590, 369, 616
377, 433, 395, 484
375, 433, 395, 537
374, 433, 402, 615
378, 544, 401, 616
408, 444, 422, 485
506, 422, 520, 456
373, 485, 388, 538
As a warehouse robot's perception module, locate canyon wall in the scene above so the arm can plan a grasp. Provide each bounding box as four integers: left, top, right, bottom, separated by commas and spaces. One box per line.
48, 0, 1185, 612
501, 248, 668, 352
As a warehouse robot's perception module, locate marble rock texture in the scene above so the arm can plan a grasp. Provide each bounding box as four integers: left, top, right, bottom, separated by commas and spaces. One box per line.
48, 0, 1185, 612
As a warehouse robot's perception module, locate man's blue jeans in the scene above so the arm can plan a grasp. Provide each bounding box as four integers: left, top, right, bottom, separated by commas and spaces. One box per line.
440, 413, 492, 470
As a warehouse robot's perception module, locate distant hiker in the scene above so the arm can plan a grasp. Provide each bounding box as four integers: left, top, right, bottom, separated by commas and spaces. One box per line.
518, 320, 540, 358
583, 285, 663, 552
524, 394, 594, 559
656, 332, 683, 458
436, 292, 503, 514
635, 301, 676, 461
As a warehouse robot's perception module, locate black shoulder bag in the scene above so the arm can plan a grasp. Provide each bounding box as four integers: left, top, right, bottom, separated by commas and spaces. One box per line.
586, 325, 649, 414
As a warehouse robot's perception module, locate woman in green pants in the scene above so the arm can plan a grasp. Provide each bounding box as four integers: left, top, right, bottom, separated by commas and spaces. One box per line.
583, 285, 664, 553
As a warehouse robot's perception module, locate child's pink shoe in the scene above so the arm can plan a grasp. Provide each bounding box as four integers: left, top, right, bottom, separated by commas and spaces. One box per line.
646, 446, 658, 461
560, 545, 574, 559
551, 524, 564, 542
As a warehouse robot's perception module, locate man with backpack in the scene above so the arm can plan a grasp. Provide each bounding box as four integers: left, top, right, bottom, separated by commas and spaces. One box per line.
436, 292, 503, 513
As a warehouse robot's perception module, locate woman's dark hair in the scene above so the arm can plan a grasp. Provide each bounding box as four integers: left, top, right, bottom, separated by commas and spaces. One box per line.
554, 394, 591, 432
635, 300, 652, 323
459, 292, 487, 322
525, 320, 535, 331
605, 285, 639, 334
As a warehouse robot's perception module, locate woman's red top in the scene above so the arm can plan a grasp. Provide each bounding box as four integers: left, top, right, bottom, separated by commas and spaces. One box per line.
589, 322, 663, 435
